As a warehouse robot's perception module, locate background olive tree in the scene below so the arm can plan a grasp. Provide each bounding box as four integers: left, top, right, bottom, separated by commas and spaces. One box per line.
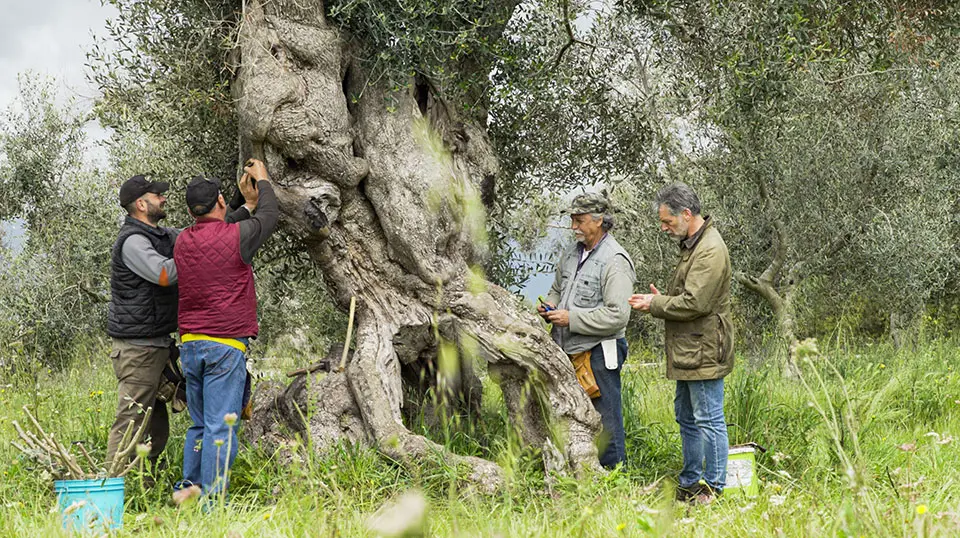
607, 1, 960, 367
0, 76, 115, 370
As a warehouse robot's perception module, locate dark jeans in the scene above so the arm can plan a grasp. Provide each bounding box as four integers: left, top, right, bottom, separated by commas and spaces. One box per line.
179, 339, 248, 498
590, 338, 628, 469
107, 339, 170, 462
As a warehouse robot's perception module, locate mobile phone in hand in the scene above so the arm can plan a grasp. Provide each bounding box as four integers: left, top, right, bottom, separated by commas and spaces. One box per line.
538, 295, 555, 312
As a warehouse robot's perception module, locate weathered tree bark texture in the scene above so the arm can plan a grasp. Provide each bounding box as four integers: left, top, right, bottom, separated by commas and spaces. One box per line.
234, 0, 601, 491
735, 179, 802, 376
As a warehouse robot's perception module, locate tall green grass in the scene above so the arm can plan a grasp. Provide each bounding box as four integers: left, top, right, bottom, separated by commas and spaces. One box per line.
2, 338, 960, 536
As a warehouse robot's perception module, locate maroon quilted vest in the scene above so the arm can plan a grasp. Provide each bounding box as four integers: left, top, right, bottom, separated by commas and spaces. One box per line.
174, 218, 258, 337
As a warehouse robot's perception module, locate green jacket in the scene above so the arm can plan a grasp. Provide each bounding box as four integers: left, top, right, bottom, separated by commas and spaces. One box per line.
546, 234, 636, 354
650, 218, 734, 381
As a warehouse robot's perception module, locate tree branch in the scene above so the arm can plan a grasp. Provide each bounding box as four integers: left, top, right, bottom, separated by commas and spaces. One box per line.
757, 178, 788, 285
552, 0, 596, 71
822, 68, 911, 85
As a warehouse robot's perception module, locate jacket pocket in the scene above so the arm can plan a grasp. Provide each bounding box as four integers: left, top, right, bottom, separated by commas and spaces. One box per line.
573, 277, 601, 308
717, 314, 733, 364
573, 288, 600, 308
671, 333, 703, 370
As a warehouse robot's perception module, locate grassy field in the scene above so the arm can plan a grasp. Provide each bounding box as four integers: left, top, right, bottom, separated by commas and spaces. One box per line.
2, 336, 960, 537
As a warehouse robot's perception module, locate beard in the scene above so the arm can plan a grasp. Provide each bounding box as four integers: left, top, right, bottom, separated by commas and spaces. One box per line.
666, 221, 688, 241
667, 231, 685, 241
145, 202, 167, 224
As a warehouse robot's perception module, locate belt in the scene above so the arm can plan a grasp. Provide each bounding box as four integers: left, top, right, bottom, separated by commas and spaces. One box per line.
181, 333, 247, 353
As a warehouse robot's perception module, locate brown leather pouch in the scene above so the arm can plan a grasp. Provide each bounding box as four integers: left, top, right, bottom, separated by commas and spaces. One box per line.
570, 350, 600, 399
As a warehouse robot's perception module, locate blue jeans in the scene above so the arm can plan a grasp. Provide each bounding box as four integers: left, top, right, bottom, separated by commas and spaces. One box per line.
179, 339, 247, 497
590, 338, 628, 469
675, 378, 728, 491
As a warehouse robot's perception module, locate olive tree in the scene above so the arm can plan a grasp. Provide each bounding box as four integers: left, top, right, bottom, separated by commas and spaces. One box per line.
620, 0, 960, 366
0, 76, 117, 370
92, 0, 609, 488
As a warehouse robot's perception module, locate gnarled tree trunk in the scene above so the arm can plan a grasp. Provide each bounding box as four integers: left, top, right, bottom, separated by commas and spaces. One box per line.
233, 0, 601, 491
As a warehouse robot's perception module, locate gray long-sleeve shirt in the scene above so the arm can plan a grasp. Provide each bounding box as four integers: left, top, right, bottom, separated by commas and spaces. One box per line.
118, 194, 268, 347
121, 232, 179, 288
233, 181, 279, 263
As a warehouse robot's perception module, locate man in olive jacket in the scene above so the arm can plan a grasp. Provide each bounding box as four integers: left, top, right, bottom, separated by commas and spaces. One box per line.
630, 183, 733, 503
538, 192, 636, 469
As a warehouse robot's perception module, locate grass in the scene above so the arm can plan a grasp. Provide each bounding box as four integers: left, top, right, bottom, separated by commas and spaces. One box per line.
2, 338, 960, 536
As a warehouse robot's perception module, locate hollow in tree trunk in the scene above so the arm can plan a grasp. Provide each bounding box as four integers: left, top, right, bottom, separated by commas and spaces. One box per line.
234, 0, 602, 491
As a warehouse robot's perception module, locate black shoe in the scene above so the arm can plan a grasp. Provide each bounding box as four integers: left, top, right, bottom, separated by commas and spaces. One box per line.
675, 483, 703, 502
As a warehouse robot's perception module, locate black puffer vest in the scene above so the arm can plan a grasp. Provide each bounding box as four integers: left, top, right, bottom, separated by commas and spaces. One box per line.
106, 217, 178, 338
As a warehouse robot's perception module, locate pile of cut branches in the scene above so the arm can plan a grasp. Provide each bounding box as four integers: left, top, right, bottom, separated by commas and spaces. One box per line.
11, 405, 153, 479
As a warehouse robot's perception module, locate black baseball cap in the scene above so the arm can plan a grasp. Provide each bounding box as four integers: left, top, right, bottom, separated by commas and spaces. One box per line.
185, 175, 222, 216
119, 175, 169, 207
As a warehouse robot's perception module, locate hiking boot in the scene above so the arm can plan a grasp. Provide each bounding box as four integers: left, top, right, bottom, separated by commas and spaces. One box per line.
693, 484, 722, 505
675, 483, 703, 503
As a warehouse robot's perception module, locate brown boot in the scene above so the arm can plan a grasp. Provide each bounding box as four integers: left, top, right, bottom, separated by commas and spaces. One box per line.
693, 484, 722, 505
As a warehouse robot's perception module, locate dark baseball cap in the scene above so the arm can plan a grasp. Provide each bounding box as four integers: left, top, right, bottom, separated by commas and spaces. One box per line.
119, 175, 169, 207
185, 175, 223, 216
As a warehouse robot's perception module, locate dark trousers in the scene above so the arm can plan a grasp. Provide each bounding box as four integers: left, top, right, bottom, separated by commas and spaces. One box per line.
107, 339, 170, 462
590, 338, 628, 469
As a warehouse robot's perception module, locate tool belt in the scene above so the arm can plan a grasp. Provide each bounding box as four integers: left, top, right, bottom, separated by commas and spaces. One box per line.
157, 343, 188, 413
569, 350, 600, 399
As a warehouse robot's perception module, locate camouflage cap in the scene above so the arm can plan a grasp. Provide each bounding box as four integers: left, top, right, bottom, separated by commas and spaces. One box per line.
564, 192, 611, 215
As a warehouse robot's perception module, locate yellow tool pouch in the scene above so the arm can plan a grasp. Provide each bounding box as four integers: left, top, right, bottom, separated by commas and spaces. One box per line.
570, 350, 600, 399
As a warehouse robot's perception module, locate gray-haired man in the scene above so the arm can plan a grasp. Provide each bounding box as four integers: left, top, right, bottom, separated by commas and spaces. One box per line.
630, 182, 733, 504
538, 192, 636, 468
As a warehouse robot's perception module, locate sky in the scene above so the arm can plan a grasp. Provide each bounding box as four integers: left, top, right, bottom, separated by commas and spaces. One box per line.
0, 1, 117, 255
0, 1, 116, 110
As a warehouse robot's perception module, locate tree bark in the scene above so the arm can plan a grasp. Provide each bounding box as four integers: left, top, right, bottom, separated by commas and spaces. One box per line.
234, 0, 602, 490
735, 271, 800, 374
733, 169, 804, 375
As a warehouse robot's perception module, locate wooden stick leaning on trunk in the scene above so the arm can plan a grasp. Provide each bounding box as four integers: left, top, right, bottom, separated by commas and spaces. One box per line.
337, 296, 357, 373
286, 295, 357, 378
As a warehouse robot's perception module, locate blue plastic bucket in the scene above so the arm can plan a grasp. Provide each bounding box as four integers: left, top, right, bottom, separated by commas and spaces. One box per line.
53, 477, 125, 532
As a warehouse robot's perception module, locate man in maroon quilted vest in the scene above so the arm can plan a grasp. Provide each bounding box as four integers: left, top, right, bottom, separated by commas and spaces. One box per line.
172, 158, 278, 502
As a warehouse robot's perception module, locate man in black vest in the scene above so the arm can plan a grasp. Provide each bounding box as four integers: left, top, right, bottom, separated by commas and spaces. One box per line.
105, 175, 180, 466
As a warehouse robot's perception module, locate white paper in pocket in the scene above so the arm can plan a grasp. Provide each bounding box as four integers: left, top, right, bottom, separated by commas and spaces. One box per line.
601, 339, 618, 370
